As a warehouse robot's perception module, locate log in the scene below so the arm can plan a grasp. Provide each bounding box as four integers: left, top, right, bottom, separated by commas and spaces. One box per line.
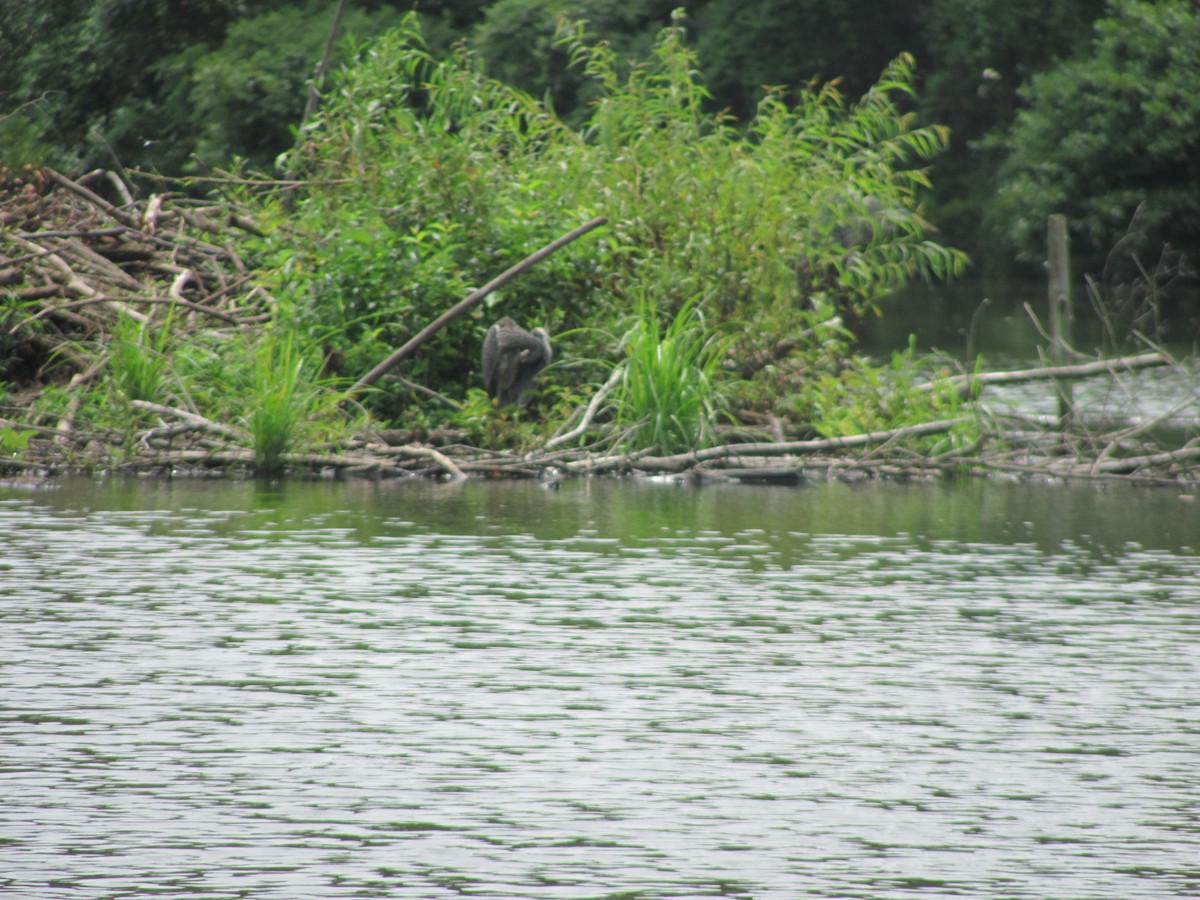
628, 418, 963, 473
1080, 445, 1200, 475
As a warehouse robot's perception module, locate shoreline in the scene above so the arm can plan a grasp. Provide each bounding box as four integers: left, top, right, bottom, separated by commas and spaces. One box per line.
4, 417, 1199, 489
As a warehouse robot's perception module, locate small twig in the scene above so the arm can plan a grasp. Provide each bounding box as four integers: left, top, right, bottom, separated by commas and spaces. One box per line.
384, 374, 463, 410
965, 297, 990, 363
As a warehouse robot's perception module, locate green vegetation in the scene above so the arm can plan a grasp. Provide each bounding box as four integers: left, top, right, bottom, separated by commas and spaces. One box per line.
244, 332, 333, 472
6, 0, 1190, 268
250, 16, 965, 443
15, 5, 1192, 475
994, 0, 1200, 266
0, 13, 978, 467
108, 312, 173, 404
615, 295, 727, 454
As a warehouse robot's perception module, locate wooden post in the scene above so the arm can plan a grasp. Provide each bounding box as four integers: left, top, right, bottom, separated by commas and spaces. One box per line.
1047, 214, 1073, 424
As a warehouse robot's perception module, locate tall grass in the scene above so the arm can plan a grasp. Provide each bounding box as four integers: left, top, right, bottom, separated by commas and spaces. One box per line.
616, 294, 727, 454
245, 332, 321, 473
109, 312, 172, 403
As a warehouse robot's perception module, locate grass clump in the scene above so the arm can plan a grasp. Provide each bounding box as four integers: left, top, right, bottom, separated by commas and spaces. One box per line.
108, 312, 173, 404
243, 331, 341, 473
616, 295, 728, 454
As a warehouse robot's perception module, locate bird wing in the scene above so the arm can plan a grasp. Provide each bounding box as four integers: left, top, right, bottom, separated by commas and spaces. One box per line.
482, 323, 501, 396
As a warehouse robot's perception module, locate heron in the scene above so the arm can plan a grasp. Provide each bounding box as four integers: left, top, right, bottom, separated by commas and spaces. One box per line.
481, 317, 553, 407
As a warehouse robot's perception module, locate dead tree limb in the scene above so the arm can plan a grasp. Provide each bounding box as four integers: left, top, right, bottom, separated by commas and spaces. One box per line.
628, 418, 964, 473
130, 400, 248, 442
926, 351, 1169, 399
544, 365, 623, 449
300, 0, 350, 133
45, 168, 141, 229
350, 216, 608, 392
374, 443, 466, 479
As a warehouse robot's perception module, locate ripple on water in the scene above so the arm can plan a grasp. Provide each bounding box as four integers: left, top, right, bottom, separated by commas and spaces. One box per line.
0, 481, 1198, 899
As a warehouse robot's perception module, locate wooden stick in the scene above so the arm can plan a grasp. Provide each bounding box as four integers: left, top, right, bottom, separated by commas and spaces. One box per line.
45, 168, 141, 229
629, 418, 964, 473
9, 294, 241, 333
1047, 213, 1074, 422
544, 365, 623, 449
925, 351, 1168, 399
2, 232, 150, 324
383, 444, 466, 479
350, 217, 608, 392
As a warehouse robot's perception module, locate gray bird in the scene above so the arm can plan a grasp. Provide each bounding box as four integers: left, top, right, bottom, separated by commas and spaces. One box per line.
481, 317, 553, 407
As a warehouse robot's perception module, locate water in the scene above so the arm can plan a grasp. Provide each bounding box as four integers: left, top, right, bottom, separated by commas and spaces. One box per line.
2, 476, 1198, 899
865, 281, 1200, 437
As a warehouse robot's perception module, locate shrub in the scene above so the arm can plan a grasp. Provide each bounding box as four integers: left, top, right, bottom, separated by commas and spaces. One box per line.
255, 12, 965, 432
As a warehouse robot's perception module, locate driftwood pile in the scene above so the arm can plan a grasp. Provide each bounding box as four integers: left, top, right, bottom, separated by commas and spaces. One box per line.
2, 167, 1198, 488
0, 166, 275, 458
0, 167, 270, 354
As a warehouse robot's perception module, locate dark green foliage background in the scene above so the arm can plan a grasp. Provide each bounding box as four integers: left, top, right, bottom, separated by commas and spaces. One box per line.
2, 1, 1197, 274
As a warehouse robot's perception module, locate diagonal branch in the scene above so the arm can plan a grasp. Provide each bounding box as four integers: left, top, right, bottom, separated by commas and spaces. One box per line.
350, 217, 607, 392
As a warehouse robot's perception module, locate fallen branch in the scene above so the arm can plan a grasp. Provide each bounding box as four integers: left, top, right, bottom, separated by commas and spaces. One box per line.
373, 443, 466, 479
926, 351, 1169, 398
130, 400, 248, 442
3, 232, 150, 324
10, 293, 241, 332
351, 216, 608, 391
1078, 444, 1200, 475
544, 365, 623, 449
628, 418, 964, 473
45, 168, 141, 229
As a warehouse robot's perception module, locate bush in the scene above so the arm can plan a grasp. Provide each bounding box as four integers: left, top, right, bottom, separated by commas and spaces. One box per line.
255, 12, 965, 442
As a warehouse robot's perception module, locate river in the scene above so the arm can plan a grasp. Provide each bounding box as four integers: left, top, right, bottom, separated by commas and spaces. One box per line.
2, 475, 1198, 899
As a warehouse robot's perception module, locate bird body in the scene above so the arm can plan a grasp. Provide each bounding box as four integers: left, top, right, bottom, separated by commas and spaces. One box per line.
482, 317, 553, 407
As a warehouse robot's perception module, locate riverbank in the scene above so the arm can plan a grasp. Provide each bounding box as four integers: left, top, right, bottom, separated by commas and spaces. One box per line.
5, 374, 1200, 488
3, 169, 1198, 490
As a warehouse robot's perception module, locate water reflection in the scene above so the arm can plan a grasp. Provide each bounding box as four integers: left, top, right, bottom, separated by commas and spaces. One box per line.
14, 473, 1195, 551
1, 477, 1197, 899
